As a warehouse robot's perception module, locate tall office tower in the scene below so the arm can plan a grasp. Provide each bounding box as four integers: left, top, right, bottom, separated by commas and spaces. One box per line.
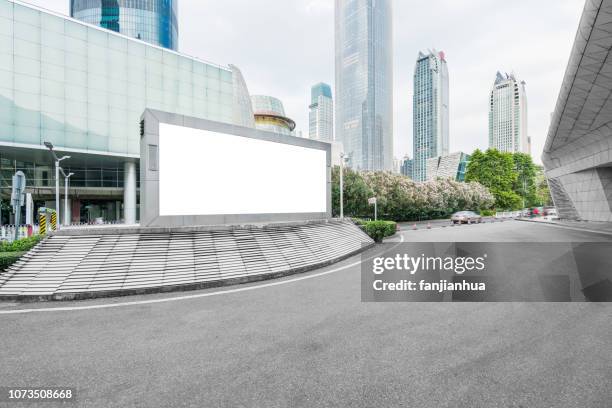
309, 83, 334, 141
251, 96, 296, 136
400, 155, 413, 179
335, 0, 393, 171
412, 50, 449, 182
71, 0, 179, 51
489, 72, 529, 154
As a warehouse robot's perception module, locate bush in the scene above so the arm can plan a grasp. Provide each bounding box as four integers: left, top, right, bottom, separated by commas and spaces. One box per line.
0, 235, 42, 253
480, 209, 496, 217
362, 220, 397, 243
351, 218, 366, 226
332, 168, 495, 222
0, 251, 26, 271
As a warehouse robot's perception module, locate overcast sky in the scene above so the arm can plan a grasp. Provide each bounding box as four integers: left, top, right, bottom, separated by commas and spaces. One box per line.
27, 0, 585, 164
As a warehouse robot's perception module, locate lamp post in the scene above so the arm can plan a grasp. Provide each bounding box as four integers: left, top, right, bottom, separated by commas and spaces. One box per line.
339, 152, 345, 219
44, 142, 70, 230
63, 172, 74, 226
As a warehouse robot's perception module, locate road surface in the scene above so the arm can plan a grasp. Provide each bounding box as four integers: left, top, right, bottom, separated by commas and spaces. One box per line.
1, 221, 611, 407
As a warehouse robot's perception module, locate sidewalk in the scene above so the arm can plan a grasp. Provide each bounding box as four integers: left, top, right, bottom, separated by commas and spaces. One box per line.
517, 217, 612, 236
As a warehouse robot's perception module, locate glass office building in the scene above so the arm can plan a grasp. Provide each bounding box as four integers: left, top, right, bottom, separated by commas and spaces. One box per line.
309, 82, 333, 142
335, 0, 393, 171
70, 0, 178, 51
0, 0, 254, 224
413, 50, 449, 182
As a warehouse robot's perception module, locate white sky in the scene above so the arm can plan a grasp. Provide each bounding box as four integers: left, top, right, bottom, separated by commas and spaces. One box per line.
25, 0, 585, 164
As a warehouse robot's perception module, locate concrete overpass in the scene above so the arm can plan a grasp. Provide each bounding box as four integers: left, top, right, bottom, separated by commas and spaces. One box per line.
543, 0, 612, 221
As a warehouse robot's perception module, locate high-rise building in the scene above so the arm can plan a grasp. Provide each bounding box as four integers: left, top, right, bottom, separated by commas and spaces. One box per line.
335, 0, 393, 171
70, 0, 179, 51
0, 0, 253, 224
251, 95, 296, 136
489, 72, 529, 154
400, 156, 413, 179
426, 152, 470, 182
309, 83, 333, 141
412, 50, 449, 182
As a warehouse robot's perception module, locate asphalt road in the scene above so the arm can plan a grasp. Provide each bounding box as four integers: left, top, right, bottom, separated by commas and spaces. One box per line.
1, 221, 611, 408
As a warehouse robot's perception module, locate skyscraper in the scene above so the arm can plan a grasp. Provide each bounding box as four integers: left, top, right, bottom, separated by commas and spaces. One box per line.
70, 0, 179, 51
335, 0, 393, 171
412, 50, 449, 182
309, 83, 333, 141
489, 72, 529, 154
400, 155, 413, 179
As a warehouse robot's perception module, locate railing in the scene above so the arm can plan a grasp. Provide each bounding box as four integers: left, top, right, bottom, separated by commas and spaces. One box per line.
495, 211, 523, 218
1, 220, 128, 242
0, 225, 41, 243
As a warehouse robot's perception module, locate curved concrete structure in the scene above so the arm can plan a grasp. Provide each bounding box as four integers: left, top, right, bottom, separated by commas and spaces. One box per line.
0, 220, 373, 301
543, 0, 612, 221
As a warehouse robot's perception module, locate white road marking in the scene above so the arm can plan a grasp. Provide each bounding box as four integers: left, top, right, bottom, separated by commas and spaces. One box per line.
0, 235, 404, 314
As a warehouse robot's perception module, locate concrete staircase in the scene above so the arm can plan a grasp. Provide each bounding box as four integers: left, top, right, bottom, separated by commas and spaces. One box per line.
0, 220, 372, 300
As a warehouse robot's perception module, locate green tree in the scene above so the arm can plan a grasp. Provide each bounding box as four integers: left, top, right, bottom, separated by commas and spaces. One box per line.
331, 166, 373, 218
465, 149, 522, 210
512, 153, 537, 207
535, 166, 553, 206
332, 167, 494, 221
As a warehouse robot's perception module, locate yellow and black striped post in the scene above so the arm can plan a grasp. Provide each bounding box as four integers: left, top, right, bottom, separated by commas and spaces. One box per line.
39, 212, 47, 235
50, 211, 57, 231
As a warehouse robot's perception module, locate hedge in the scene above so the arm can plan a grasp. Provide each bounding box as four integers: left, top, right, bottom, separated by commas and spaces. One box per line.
0, 236, 42, 272
0, 235, 42, 253
0, 251, 26, 271
362, 220, 397, 243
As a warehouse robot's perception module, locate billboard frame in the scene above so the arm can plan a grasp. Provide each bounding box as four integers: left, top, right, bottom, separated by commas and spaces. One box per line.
140, 109, 332, 227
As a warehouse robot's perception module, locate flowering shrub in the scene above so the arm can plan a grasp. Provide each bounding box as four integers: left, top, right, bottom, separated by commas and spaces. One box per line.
332, 167, 494, 221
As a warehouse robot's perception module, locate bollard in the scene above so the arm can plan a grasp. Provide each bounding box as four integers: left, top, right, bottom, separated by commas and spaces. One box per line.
412, 224, 417, 230
50, 211, 57, 231
427, 223, 431, 229
39, 213, 47, 235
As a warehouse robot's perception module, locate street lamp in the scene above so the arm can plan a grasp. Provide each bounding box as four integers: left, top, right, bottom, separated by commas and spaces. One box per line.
44, 142, 70, 230
63, 172, 74, 226
339, 152, 345, 219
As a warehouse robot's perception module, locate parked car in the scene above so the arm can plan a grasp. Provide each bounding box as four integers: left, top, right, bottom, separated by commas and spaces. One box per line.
451, 211, 483, 224
544, 207, 557, 216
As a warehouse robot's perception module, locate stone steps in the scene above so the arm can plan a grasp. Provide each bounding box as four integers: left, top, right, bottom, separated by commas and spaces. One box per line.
0, 220, 372, 300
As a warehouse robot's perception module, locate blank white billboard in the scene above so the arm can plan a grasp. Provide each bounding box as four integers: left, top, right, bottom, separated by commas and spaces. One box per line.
158, 123, 328, 216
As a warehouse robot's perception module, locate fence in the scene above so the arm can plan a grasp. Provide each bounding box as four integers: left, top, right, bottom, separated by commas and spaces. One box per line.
0, 225, 40, 243
495, 211, 523, 218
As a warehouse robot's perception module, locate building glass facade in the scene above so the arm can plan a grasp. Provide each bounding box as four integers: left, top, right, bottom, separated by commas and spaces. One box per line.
400, 155, 413, 179
489, 72, 529, 155
309, 82, 333, 141
0, 0, 253, 223
426, 152, 470, 182
251, 95, 295, 136
412, 50, 449, 182
70, 0, 178, 51
335, 0, 393, 171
